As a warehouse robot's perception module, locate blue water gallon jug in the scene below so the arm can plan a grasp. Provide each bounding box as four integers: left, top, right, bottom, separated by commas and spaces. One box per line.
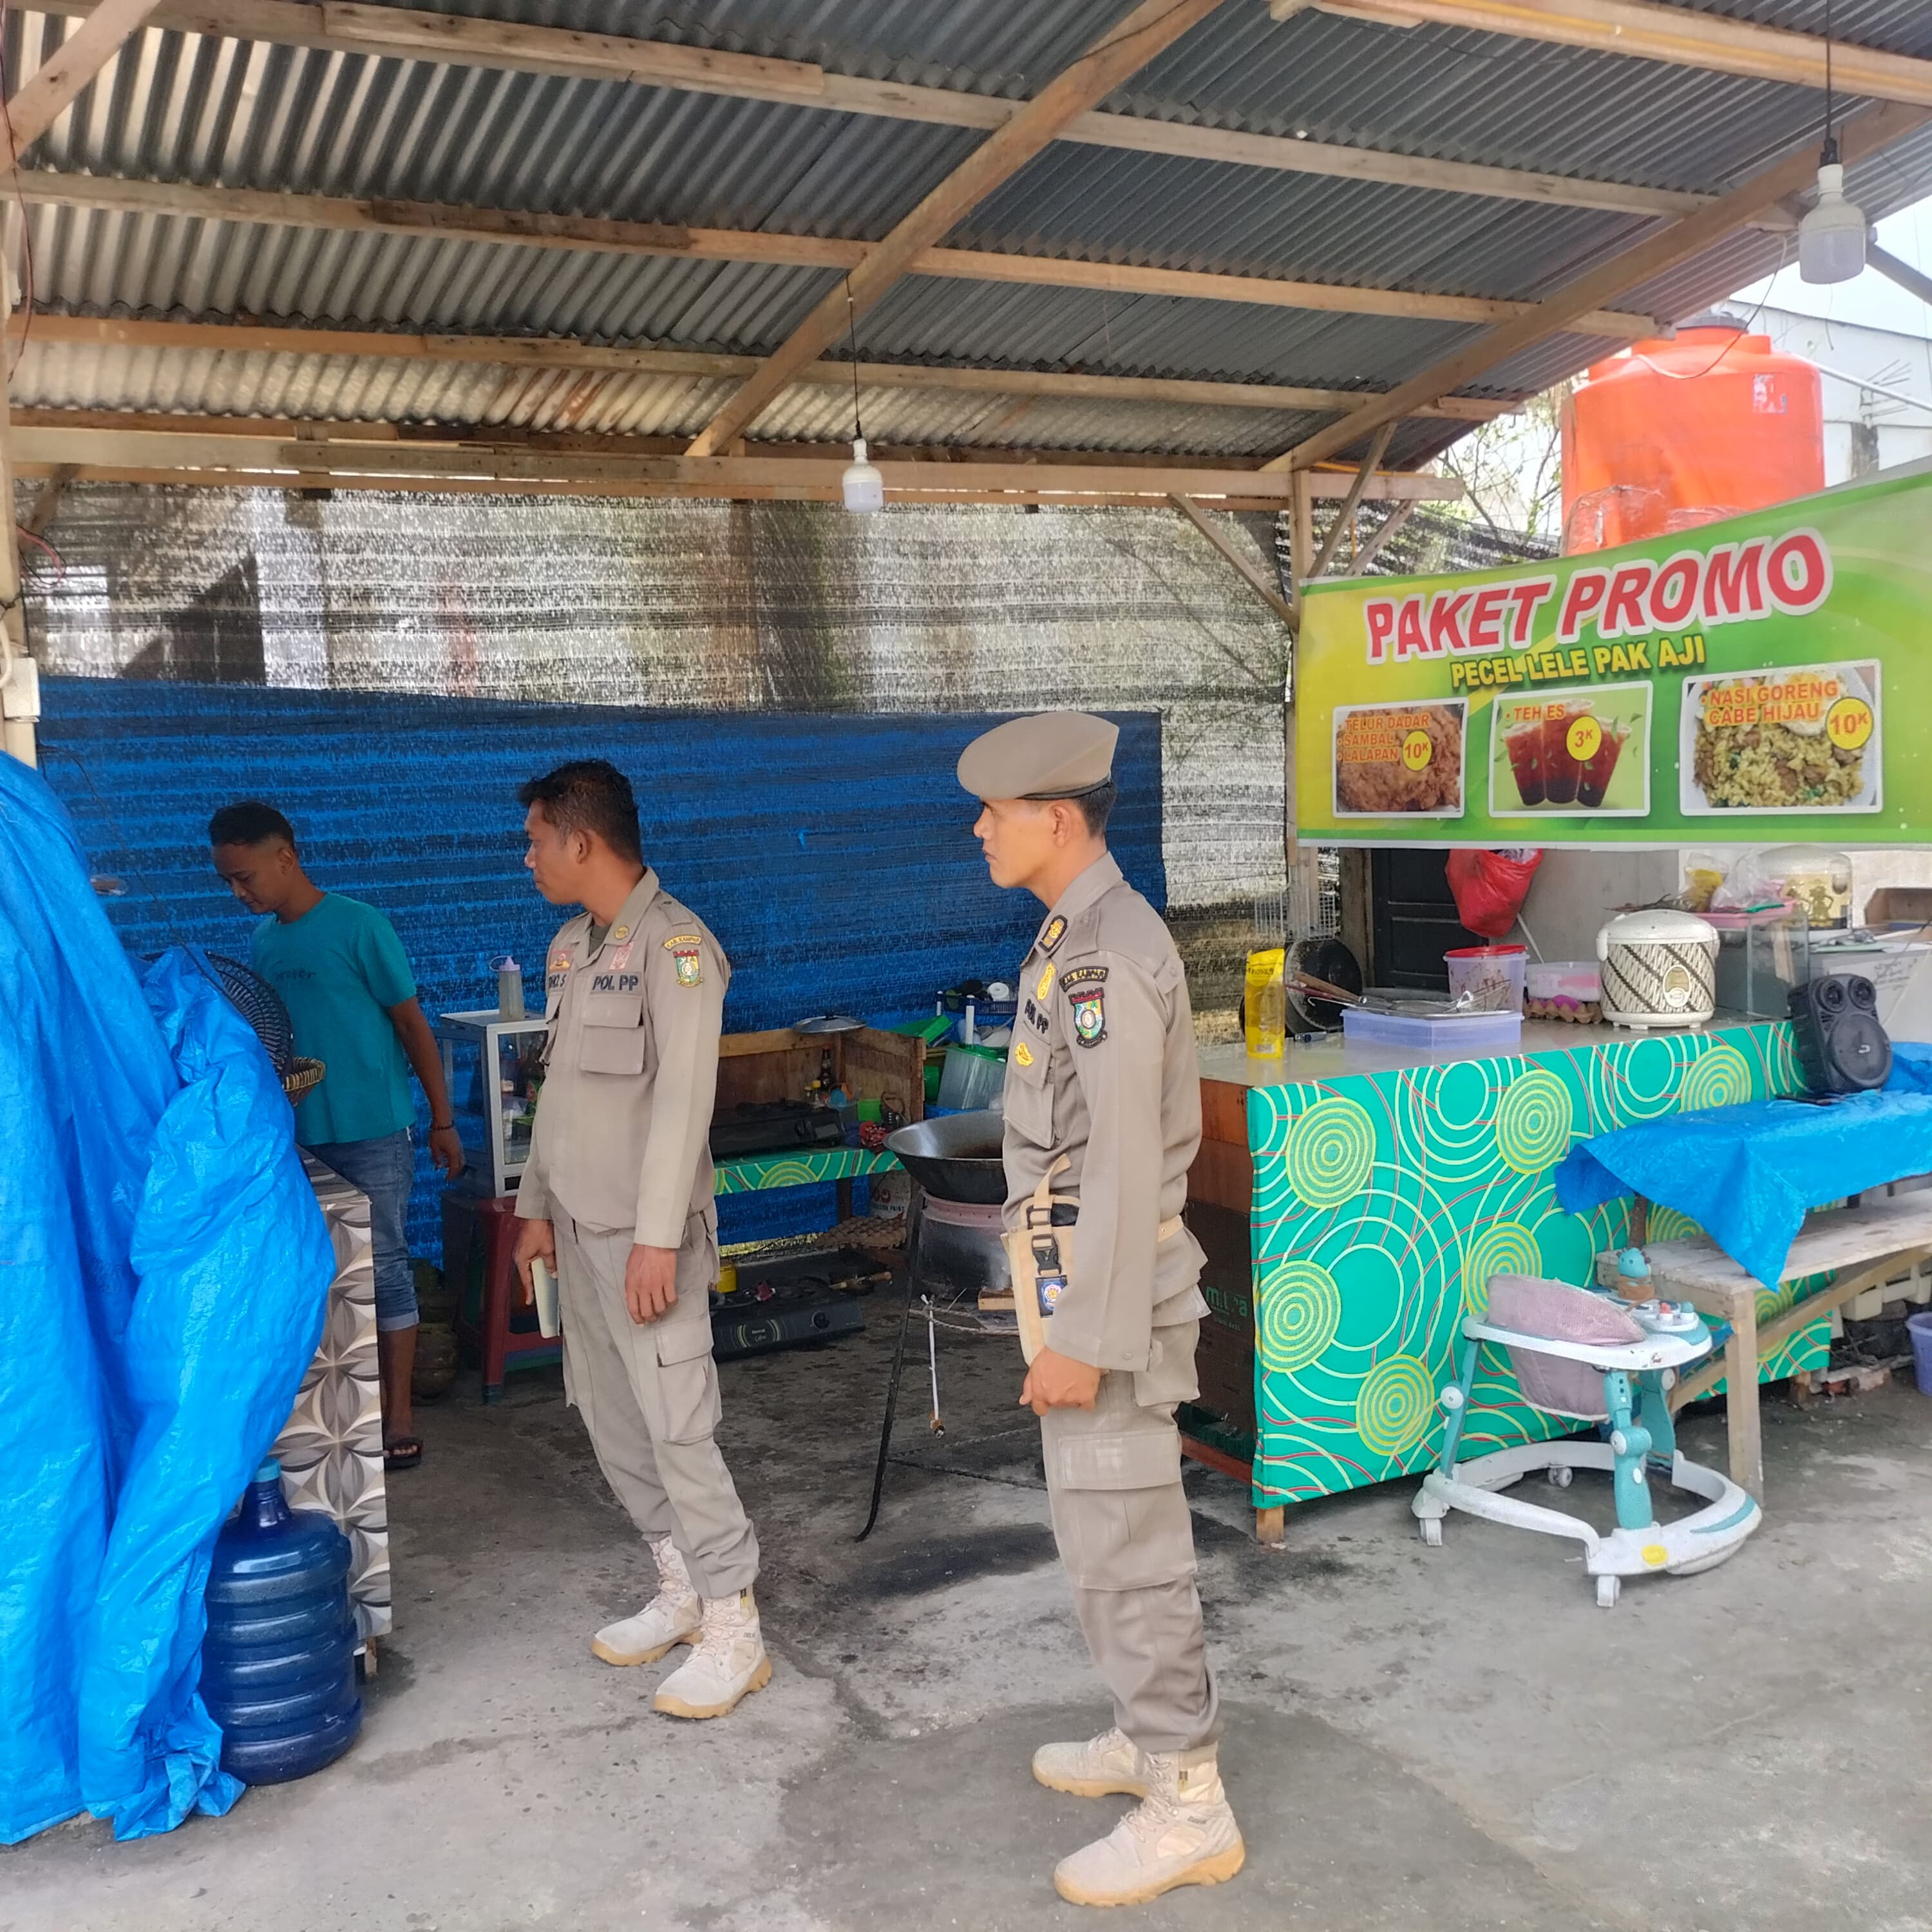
201, 1459, 362, 1784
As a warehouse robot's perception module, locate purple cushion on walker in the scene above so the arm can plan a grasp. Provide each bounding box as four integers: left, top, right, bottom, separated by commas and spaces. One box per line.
1483, 1273, 1645, 1420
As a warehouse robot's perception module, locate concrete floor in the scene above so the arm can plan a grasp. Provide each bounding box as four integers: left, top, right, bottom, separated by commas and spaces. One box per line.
8, 1288, 1932, 1932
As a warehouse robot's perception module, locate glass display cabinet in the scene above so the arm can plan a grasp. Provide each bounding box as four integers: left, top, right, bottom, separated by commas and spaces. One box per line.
434, 1010, 549, 1198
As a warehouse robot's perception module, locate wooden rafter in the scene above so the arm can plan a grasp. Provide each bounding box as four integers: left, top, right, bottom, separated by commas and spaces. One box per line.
1345, 500, 1416, 574
5, 416, 1468, 505
1269, 101, 1932, 472
685, 0, 1233, 455
23, 0, 1794, 225
7, 0, 167, 149
23, 462, 78, 535
1303, 0, 1932, 109
12, 173, 1660, 341
1307, 422, 1394, 580
1168, 493, 1297, 627
7, 464, 1306, 510
4, 314, 1517, 424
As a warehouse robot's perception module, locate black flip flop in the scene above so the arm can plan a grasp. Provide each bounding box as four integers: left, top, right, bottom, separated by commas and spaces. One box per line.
383, 1437, 424, 1471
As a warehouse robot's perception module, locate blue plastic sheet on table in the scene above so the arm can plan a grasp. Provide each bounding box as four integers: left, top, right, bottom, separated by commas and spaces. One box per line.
1555, 1053, 1932, 1292
0, 755, 336, 1844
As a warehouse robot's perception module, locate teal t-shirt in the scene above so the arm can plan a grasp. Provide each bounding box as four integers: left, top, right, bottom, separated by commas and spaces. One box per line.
251, 893, 417, 1146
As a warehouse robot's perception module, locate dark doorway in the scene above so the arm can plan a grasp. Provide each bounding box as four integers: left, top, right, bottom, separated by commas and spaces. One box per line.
124, 556, 266, 684
1370, 848, 1483, 990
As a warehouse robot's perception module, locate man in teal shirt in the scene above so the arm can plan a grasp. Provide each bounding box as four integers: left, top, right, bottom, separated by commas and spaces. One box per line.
210, 801, 465, 1470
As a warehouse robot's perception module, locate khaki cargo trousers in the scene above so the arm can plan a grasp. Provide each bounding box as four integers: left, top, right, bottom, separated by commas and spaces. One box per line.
1038, 1321, 1221, 1756
554, 1209, 759, 1599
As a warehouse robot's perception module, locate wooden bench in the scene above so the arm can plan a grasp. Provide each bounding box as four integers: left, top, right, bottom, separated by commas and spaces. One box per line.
1596, 1191, 1932, 1500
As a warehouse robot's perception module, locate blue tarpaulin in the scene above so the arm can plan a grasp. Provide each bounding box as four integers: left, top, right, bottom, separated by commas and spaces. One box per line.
1555, 1049, 1932, 1291
1, 755, 336, 1843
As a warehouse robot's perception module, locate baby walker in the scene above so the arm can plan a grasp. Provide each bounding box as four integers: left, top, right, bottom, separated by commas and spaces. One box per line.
1412, 1262, 1762, 1606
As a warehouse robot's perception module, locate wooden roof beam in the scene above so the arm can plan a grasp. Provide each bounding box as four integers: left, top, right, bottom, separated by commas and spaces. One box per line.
685, 0, 1233, 455
7, 415, 1468, 500
13, 172, 1660, 339
1268, 100, 1932, 473
8, 0, 167, 149
1301, 0, 1932, 109
5, 313, 1518, 422
8, 464, 1305, 510
26, 0, 1772, 225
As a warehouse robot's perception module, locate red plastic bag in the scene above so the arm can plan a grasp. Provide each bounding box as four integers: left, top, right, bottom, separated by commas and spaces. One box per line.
1446, 848, 1543, 940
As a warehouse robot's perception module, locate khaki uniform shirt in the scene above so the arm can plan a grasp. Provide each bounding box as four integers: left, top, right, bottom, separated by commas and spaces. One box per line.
515, 870, 728, 1247
1001, 852, 1207, 1375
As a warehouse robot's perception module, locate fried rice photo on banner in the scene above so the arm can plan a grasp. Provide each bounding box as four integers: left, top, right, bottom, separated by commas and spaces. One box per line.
1334, 701, 1464, 815
1687, 667, 1874, 811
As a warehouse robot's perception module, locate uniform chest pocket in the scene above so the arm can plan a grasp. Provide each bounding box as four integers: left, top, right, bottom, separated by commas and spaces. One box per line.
579, 988, 647, 1076
1003, 1027, 1054, 1144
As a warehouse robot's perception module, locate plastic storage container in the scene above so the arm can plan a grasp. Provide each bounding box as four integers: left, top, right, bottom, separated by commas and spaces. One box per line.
1444, 944, 1528, 1014
201, 1459, 362, 1785
1343, 1006, 1522, 1050
936, 1040, 1006, 1113
1758, 847, 1852, 931
1525, 960, 1602, 1024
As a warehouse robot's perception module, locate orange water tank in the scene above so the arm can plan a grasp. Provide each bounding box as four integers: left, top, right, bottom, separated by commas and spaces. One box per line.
1560, 314, 1824, 552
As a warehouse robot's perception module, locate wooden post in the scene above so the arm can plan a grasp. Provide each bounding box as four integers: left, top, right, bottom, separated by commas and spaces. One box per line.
1340, 848, 1374, 980
1283, 470, 1314, 868
0, 207, 33, 768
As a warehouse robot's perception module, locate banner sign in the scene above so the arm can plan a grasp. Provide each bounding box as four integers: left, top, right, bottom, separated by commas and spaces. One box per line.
1295, 469, 1930, 846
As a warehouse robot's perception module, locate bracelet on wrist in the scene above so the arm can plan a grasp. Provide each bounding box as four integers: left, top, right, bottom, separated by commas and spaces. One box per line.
431, 1119, 455, 1132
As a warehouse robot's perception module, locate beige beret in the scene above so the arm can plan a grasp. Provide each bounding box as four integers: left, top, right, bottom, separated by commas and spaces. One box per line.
956, 711, 1118, 802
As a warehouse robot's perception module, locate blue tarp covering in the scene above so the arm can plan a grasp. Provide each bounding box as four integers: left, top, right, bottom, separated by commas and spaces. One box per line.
1, 755, 336, 1843
1555, 1049, 1932, 1291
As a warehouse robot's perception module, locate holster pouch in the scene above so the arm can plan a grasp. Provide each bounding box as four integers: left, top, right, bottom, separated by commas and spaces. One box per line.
1004, 1157, 1077, 1365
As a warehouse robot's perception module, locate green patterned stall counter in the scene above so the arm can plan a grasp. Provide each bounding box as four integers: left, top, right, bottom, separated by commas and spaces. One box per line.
1247, 1023, 1827, 1507
714, 1146, 900, 1194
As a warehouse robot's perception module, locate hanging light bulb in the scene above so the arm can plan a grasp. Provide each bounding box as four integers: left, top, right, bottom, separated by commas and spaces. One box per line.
842, 436, 884, 513
1799, 146, 1866, 284
838, 276, 884, 513
1799, 2, 1866, 285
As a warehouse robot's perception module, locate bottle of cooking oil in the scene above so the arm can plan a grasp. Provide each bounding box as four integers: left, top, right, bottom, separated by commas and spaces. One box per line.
1245, 948, 1287, 1057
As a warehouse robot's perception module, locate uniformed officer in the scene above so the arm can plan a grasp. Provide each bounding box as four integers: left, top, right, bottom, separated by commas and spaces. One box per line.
958, 712, 1242, 1908
510, 759, 770, 1720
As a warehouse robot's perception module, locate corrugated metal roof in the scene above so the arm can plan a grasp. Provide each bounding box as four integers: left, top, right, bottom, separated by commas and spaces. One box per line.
5, 0, 1932, 466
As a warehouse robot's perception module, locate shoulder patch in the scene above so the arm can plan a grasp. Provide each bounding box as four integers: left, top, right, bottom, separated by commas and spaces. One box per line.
1039, 914, 1068, 956
1067, 981, 1107, 1046
1061, 965, 1109, 987
665, 935, 705, 987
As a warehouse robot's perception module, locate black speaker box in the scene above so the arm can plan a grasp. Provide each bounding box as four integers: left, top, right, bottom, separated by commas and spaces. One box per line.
1787, 974, 1891, 1095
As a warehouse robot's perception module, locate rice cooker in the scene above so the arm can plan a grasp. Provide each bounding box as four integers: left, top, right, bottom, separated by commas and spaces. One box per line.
1596, 909, 1718, 1030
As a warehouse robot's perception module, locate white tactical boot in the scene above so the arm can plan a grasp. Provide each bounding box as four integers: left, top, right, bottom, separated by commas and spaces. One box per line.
1032, 1727, 1149, 1799
652, 1587, 772, 1719
590, 1536, 701, 1667
1052, 1750, 1245, 1908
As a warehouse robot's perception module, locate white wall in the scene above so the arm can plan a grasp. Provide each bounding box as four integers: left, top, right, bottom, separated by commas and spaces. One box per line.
1752, 306, 1932, 484
1517, 849, 1682, 962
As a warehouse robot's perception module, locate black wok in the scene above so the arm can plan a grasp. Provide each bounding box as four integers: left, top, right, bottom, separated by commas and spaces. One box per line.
884, 1111, 1008, 1204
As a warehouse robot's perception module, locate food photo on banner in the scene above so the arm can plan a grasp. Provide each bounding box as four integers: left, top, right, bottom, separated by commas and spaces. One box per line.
1296, 466, 1923, 848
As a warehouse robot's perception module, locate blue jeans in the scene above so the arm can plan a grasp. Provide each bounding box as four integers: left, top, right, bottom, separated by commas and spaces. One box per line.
307, 1129, 417, 1332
